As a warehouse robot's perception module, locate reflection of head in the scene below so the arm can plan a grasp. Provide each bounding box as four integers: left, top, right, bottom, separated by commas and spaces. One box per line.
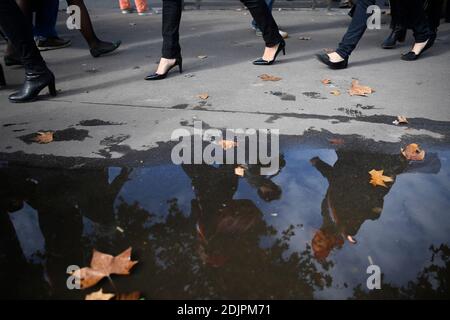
257, 181, 282, 202
312, 229, 344, 261
197, 200, 263, 267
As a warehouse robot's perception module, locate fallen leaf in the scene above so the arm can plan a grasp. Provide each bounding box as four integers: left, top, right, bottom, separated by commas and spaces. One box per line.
72, 247, 138, 289
234, 166, 245, 177
299, 36, 311, 40
259, 74, 282, 81
330, 90, 341, 96
85, 289, 115, 300
348, 80, 375, 97
393, 115, 408, 125
328, 138, 344, 145
321, 79, 331, 85
33, 131, 54, 144
369, 169, 394, 188
401, 143, 425, 161
115, 292, 141, 300
218, 139, 238, 150
197, 55, 208, 59
197, 93, 209, 100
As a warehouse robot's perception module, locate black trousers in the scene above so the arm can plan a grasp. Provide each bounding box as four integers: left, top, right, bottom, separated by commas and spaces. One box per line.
391, 0, 443, 32
161, 0, 282, 59
0, 0, 47, 72
336, 0, 433, 59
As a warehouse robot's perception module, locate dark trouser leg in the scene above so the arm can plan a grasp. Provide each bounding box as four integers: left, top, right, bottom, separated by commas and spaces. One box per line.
402, 0, 433, 42
241, 0, 282, 47
0, 0, 47, 72
67, 0, 100, 47
34, 0, 60, 39
162, 0, 182, 59
336, 0, 376, 59
425, 0, 443, 32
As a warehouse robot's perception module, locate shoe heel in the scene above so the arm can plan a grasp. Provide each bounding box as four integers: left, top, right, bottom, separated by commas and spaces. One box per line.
0, 65, 5, 86
178, 61, 183, 74
48, 81, 57, 97
283, 48, 286, 56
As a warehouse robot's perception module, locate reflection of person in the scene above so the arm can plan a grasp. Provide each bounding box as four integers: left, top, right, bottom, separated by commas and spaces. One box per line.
310, 150, 409, 260
182, 164, 264, 267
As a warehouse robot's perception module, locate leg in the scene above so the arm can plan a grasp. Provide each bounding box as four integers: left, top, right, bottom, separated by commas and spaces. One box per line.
66, 0, 121, 57
0, 0, 56, 102
241, 0, 282, 47
134, 0, 149, 14
335, 0, 376, 60
382, 0, 407, 49
146, 0, 183, 79
34, 0, 72, 51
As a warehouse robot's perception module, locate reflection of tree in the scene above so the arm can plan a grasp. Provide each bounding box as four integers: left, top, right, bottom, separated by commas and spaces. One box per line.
351, 244, 450, 300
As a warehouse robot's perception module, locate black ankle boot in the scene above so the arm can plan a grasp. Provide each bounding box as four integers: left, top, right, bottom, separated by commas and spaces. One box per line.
9, 68, 56, 103
90, 41, 121, 58
382, 27, 407, 49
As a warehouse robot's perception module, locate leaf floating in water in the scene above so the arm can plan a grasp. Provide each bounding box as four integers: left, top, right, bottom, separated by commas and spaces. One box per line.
234, 166, 245, 177
85, 289, 115, 300
33, 131, 54, 144
348, 80, 375, 97
393, 115, 408, 125
259, 74, 282, 81
72, 247, 138, 289
401, 143, 425, 161
369, 169, 394, 188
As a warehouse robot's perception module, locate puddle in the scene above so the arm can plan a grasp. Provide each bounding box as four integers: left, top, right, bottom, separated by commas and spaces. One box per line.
1, 138, 450, 299
303, 92, 326, 100
77, 119, 124, 126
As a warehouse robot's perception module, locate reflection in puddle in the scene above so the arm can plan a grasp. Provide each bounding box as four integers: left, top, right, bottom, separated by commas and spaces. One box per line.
1, 142, 450, 299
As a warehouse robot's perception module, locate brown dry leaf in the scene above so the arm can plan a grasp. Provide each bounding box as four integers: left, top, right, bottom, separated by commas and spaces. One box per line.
33, 131, 54, 144
393, 115, 408, 125
234, 166, 245, 177
330, 90, 341, 96
218, 139, 238, 150
348, 80, 375, 97
115, 292, 141, 300
328, 138, 344, 145
369, 169, 394, 188
401, 143, 425, 161
85, 289, 115, 300
259, 74, 282, 81
321, 79, 331, 85
72, 247, 138, 289
198, 93, 209, 100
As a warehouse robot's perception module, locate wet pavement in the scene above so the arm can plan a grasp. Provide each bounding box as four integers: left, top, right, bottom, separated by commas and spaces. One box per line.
1, 134, 450, 299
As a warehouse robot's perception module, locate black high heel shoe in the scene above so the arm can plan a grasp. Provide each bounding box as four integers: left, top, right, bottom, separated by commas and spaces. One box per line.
9, 68, 56, 103
253, 40, 286, 66
382, 26, 407, 49
315, 52, 348, 70
401, 35, 436, 61
90, 41, 121, 58
145, 57, 183, 81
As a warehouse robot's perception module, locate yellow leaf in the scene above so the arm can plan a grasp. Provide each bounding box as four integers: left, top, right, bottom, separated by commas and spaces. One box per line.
85, 289, 115, 300
401, 143, 425, 161
330, 90, 341, 96
33, 131, 54, 144
197, 93, 209, 100
218, 139, 238, 150
348, 80, 374, 96
369, 169, 394, 188
234, 166, 245, 177
259, 74, 282, 81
